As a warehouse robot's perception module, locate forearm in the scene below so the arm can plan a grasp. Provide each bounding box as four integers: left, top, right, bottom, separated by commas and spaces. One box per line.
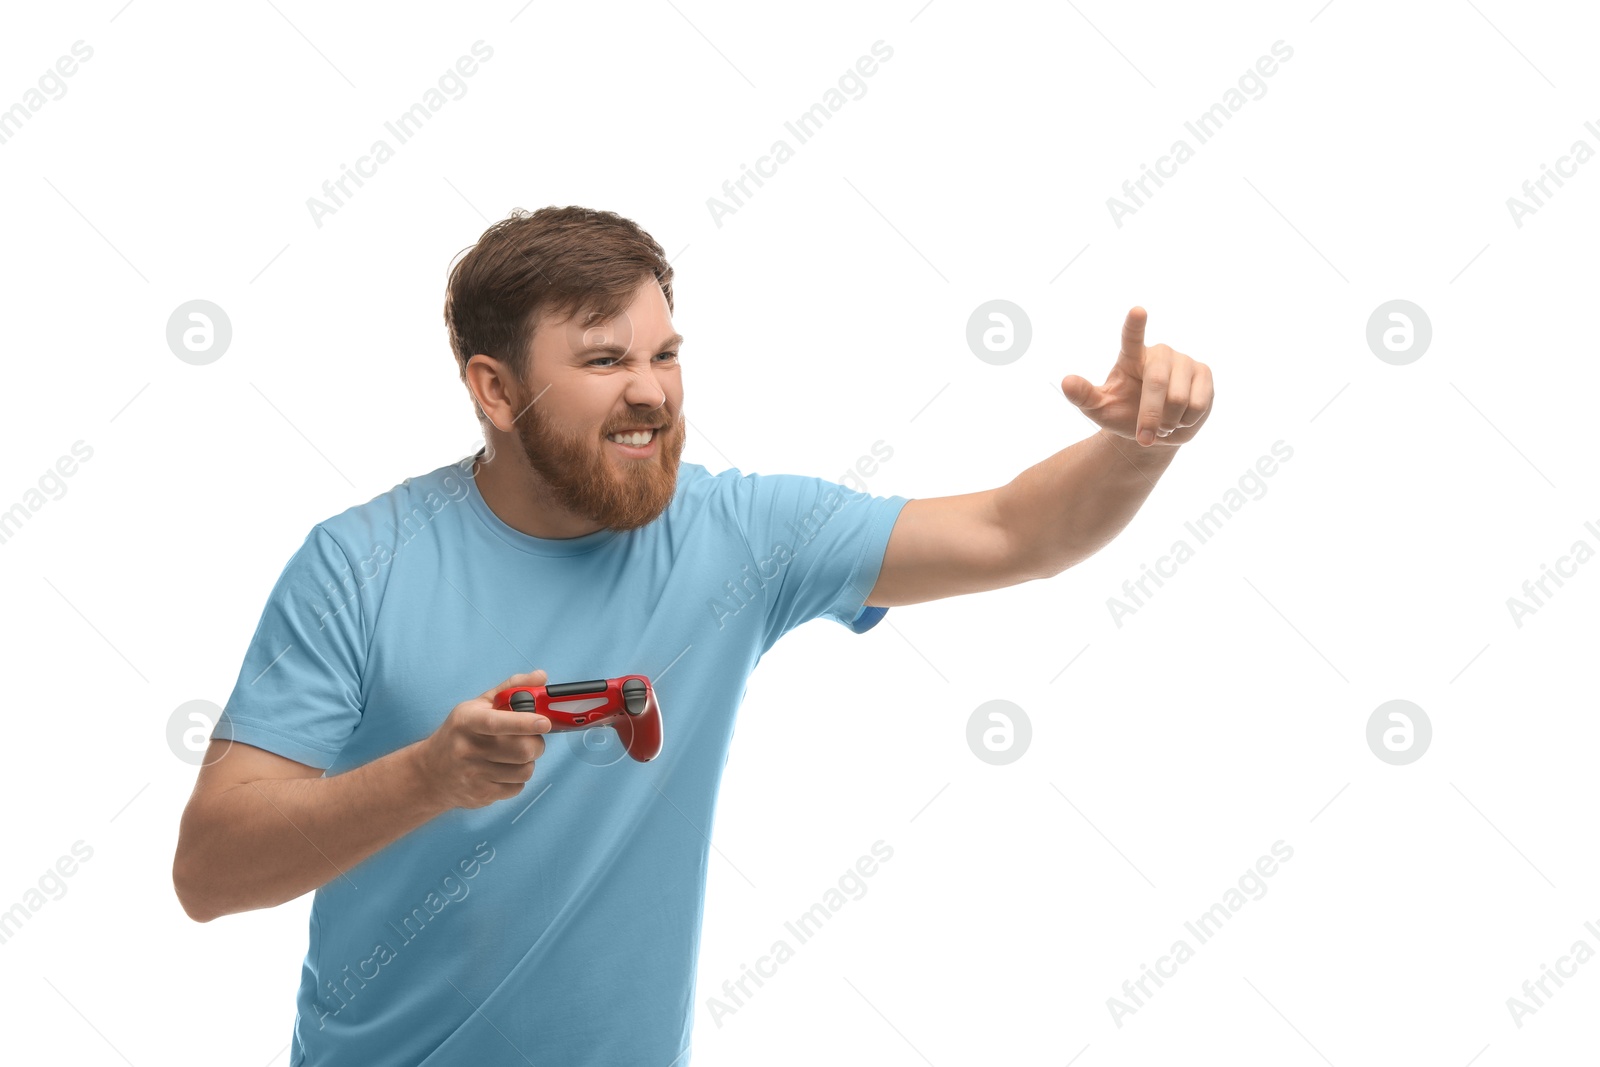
174, 742, 452, 921
997, 430, 1181, 578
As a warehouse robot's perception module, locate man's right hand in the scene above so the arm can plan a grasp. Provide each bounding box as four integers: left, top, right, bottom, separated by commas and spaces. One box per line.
414, 670, 553, 810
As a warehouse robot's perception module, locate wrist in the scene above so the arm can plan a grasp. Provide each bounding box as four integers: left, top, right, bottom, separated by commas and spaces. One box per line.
396, 739, 454, 817
1099, 429, 1181, 470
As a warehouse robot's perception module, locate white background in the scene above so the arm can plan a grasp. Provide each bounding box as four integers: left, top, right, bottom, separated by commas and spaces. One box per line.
1, 1, 1596, 1064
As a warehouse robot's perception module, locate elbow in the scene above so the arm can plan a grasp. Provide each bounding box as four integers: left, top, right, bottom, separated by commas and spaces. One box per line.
179, 898, 219, 924
1018, 557, 1068, 584
1033, 548, 1095, 580
172, 813, 225, 923
172, 849, 220, 923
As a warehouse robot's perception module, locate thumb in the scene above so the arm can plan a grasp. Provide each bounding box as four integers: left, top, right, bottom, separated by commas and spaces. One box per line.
1060, 374, 1097, 409
483, 669, 547, 702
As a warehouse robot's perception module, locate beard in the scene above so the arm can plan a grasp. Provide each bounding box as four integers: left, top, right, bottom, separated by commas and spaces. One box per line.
508, 395, 688, 533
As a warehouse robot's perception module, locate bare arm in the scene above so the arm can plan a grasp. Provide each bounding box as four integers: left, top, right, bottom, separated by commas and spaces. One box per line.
1007, 305, 1212, 578
997, 430, 1181, 579
172, 739, 440, 921
172, 670, 552, 922
864, 306, 1212, 606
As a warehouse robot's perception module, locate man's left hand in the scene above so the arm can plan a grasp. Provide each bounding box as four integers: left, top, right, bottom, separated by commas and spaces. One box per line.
1060, 306, 1214, 447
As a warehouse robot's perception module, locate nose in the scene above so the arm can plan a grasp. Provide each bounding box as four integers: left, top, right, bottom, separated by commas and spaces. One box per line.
622, 362, 667, 412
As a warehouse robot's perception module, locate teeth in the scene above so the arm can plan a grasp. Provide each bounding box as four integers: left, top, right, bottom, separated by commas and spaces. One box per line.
607, 429, 655, 446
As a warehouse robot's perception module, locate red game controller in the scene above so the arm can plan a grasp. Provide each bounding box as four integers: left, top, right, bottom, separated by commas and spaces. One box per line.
493, 675, 663, 763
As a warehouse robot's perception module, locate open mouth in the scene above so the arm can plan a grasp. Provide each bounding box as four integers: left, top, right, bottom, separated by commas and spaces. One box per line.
605, 428, 658, 454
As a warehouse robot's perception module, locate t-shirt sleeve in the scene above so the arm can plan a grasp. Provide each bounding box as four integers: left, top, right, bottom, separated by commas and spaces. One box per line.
730, 471, 909, 641
212, 524, 368, 770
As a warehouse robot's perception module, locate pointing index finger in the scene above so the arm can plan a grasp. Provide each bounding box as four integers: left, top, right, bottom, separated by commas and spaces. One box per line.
1119, 306, 1148, 368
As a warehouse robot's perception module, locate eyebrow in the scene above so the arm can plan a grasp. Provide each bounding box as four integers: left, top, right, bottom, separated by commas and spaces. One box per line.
572, 333, 684, 359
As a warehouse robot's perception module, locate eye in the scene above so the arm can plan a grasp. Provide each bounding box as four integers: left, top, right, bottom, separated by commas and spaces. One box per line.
586, 351, 679, 368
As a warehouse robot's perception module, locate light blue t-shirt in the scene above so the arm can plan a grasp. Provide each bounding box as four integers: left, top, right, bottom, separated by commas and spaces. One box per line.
214, 452, 909, 1066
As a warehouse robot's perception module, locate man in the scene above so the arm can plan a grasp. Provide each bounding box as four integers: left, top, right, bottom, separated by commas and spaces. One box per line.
172, 205, 1211, 1065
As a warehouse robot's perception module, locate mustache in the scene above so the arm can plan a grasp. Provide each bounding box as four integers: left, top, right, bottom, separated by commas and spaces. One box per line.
602, 417, 677, 433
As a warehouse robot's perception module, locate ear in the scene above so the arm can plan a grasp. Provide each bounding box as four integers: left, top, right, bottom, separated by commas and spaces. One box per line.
464, 354, 522, 432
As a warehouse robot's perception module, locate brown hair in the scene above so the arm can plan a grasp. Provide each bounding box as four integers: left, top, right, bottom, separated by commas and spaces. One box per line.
443, 206, 675, 421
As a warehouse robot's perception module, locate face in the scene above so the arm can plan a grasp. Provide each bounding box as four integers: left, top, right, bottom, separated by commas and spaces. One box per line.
503, 276, 687, 532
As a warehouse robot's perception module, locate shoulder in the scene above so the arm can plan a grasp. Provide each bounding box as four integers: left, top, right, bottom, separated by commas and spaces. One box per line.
311, 456, 479, 565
